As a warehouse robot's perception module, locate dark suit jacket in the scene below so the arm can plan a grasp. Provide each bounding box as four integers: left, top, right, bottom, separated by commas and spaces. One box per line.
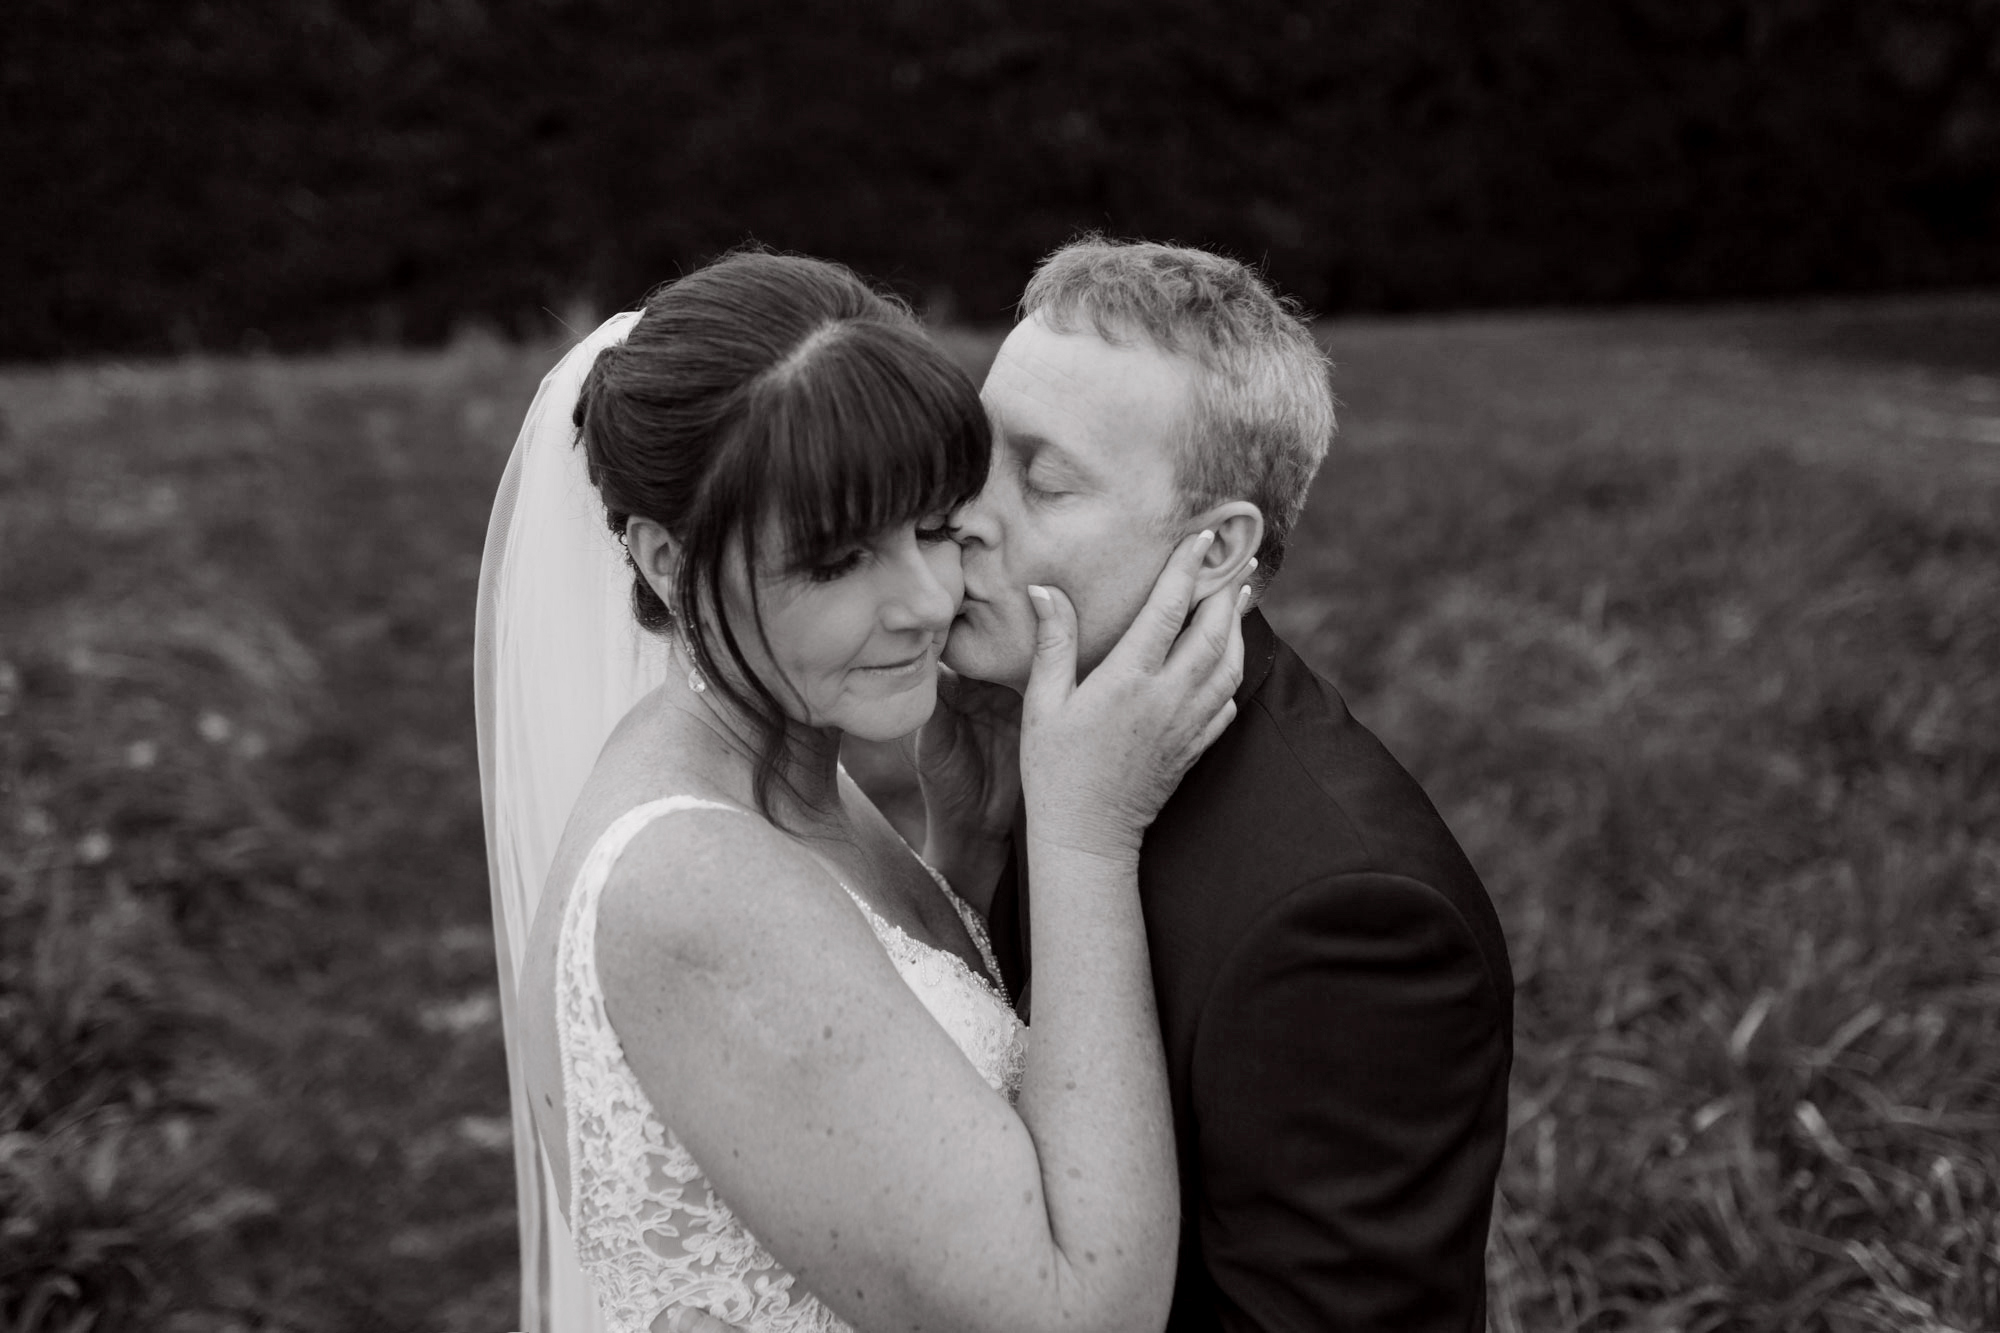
988, 611, 1513, 1332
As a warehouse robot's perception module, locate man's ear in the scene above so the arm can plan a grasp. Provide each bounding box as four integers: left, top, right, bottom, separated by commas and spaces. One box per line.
626, 515, 681, 609
1186, 500, 1264, 602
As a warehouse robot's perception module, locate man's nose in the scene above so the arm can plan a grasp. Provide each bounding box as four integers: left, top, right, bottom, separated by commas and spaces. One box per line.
948, 484, 999, 549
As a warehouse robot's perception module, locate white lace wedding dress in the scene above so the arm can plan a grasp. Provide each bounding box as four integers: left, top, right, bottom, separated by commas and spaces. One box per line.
556, 795, 1028, 1333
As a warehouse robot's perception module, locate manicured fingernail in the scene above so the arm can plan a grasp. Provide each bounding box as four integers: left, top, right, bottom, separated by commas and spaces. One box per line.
1247, 556, 1258, 572
1237, 584, 1253, 611
1194, 529, 1215, 554
1026, 584, 1052, 611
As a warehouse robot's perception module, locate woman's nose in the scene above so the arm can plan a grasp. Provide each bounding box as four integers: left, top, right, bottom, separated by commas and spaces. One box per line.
884, 540, 959, 630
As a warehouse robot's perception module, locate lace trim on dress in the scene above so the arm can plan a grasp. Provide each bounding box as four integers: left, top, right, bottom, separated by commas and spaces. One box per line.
854, 852, 1009, 995
555, 795, 1027, 1333
836, 886, 1027, 1100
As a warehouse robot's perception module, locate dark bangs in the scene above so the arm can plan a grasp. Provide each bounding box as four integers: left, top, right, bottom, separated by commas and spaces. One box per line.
669, 314, 988, 819
718, 319, 990, 575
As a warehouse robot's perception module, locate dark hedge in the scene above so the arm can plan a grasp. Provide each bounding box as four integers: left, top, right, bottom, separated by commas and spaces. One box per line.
8, 0, 1999, 358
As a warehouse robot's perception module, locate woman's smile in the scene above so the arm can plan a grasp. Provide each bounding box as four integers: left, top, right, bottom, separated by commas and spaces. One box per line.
851, 641, 936, 682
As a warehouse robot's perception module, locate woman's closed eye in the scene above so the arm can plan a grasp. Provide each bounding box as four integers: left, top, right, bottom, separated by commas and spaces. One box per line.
808, 516, 949, 580
807, 548, 868, 583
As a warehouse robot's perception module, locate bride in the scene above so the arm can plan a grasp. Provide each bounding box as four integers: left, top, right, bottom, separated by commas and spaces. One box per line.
477, 250, 1243, 1333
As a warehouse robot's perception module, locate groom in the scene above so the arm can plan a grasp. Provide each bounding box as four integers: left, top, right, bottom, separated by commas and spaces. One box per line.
943, 238, 1514, 1332
681, 238, 1511, 1333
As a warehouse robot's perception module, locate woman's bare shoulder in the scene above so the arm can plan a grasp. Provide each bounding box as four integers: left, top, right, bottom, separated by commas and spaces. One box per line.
592, 796, 870, 971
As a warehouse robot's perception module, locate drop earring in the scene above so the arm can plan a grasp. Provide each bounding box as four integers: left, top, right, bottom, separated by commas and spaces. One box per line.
674, 622, 707, 694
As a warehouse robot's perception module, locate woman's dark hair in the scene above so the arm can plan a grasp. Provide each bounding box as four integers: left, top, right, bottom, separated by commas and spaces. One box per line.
572, 249, 991, 816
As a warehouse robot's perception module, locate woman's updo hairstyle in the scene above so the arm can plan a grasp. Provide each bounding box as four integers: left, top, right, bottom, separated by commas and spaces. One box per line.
571, 248, 990, 813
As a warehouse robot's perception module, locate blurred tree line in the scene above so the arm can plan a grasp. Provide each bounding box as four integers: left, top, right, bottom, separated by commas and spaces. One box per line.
7, 0, 1998, 358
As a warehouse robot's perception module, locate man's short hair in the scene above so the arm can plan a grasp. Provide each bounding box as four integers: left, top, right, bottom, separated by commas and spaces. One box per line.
1019, 237, 1336, 584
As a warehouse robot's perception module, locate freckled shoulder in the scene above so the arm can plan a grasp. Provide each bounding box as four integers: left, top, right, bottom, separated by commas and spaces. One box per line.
590, 802, 888, 996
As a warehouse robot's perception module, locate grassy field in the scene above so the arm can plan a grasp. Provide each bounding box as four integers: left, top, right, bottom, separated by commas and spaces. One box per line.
2, 297, 1995, 1332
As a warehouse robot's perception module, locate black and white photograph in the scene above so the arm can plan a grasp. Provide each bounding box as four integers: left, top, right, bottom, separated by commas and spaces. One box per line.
5, 4, 1998, 1331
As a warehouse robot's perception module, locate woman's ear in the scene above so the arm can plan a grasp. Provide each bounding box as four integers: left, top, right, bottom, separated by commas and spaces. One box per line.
626, 515, 681, 610
1187, 501, 1264, 602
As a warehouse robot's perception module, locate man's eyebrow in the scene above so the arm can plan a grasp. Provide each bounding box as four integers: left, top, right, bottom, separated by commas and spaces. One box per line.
1006, 431, 1090, 475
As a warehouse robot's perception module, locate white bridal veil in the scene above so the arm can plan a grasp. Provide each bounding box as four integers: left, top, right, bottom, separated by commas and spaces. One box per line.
474, 310, 661, 1333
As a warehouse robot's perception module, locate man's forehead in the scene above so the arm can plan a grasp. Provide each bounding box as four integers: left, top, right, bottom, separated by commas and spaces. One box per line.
980, 334, 1089, 445
984, 319, 1093, 399
981, 315, 1192, 448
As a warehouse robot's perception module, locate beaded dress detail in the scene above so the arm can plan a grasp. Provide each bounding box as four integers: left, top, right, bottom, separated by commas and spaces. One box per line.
555, 796, 1027, 1333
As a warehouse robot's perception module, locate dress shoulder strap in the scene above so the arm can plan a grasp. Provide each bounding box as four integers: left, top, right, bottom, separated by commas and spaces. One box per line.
582, 794, 747, 890
557, 792, 750, 993
554, 793, 750, 1219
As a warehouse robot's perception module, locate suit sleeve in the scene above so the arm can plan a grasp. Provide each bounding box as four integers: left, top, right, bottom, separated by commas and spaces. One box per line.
1190, 871, 1509, 1333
